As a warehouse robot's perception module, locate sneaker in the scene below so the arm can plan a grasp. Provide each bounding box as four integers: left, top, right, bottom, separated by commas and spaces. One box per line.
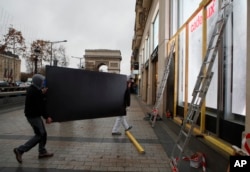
125, 126, 132, 131
112, 132, 122, 136
38, 152, 54, 159
13, 148, 22, 163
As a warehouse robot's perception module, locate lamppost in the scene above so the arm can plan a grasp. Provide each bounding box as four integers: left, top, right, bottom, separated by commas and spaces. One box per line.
34, 46, 41, 74
72, 56, 84, 69
45, 40, 67, 66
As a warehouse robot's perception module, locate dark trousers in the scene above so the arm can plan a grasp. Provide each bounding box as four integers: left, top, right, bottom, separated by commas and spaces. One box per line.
18, 117, 47, 154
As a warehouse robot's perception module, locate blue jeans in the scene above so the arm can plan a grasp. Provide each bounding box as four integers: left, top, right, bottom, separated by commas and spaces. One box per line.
18, 117, 47, 154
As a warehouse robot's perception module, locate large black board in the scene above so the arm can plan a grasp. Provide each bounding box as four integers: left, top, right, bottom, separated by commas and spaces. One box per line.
45, 66, 127, 122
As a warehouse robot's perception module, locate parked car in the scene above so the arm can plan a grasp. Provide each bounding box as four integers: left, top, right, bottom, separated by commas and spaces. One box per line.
26, 78, 32, 86
15, 81, 23, 87
19, 82, 30, 88
0, 81, 10, 92
0, 81, 9, 86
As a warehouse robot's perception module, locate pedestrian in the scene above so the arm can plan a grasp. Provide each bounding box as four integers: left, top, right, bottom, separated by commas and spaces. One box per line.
97, 65, 132, 135
13, 74, 53, 163
111, 78, 132, 135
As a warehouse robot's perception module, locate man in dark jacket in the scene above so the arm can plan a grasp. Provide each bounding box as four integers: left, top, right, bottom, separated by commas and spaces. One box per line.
13, 74, 53, 163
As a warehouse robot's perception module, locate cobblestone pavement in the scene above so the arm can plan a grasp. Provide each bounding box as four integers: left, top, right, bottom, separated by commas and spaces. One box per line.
0, 95, 172, 172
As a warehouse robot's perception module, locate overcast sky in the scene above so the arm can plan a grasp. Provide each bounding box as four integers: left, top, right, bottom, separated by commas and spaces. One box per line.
0, 0, 136, 75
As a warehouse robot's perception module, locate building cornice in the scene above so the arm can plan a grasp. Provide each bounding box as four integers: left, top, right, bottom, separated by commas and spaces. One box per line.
132, 0, 152, 56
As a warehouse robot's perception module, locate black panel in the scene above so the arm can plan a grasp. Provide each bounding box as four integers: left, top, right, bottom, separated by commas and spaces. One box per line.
166, 54, 175, 115
45, 66, 127, 122
176, 106, 184, 118
219, 119, 245, 147
205, 115, 217, 133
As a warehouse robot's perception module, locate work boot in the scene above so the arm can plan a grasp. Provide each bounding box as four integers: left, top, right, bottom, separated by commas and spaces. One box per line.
13, 148, 22, 163
112, 132, 122, 136
125, 126, 132, 131
38, 152, 54, 159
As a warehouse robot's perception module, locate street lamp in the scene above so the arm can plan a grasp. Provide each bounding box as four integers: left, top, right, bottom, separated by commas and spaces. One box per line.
34, 47, 41, 74
45, 40, 67, 66
72, 56, 84, 69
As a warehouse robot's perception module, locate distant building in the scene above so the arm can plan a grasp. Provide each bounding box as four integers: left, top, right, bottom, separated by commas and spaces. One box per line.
0, 52, 21, 82
84, 49, 122, 74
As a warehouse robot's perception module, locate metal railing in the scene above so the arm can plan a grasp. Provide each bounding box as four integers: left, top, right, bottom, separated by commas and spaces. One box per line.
0, 90, 26, 110
0, 86, 27, 92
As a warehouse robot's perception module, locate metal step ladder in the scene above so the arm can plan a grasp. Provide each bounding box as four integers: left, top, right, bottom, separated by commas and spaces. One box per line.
149, 41, 175, 127
170, 1, 233, 171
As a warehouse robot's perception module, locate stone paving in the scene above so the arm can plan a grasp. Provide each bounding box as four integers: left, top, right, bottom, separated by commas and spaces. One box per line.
0, 95, 172, 172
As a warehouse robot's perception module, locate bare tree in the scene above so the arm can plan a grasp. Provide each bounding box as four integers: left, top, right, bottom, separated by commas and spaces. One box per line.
0, 26, 69, 74
0, 27, 26, 56
55, 45, 69, 67
0, 27, 26, 82
27, 40, 69, 73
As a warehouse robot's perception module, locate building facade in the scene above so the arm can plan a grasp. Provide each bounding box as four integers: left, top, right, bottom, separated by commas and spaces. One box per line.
0, 52, 21, 82
131, 0, 249, 155
84, 49, 122, 74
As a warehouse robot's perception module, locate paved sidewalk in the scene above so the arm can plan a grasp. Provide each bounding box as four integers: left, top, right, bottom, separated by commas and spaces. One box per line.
0, 95, 172, 172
